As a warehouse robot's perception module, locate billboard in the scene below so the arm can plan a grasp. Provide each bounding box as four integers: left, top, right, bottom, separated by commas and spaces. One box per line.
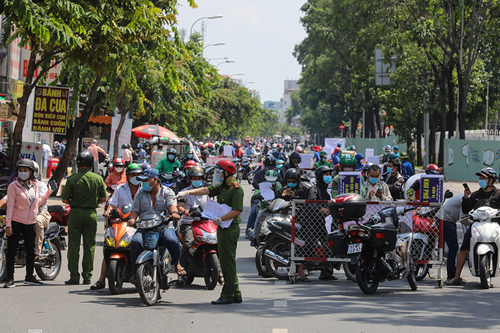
31, 86, 69, 134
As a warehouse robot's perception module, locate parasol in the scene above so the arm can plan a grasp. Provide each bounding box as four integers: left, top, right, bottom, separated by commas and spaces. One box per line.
132, 124, 179, 140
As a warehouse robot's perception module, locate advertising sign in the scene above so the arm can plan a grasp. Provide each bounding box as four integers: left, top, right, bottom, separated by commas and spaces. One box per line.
31, 86, 69, 134
338, 172, 362, 195
420, 175, 444, 203
20, 141, 43, 167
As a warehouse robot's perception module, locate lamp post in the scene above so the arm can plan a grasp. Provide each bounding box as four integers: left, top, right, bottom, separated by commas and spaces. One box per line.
190, 15, 223, 36
216, 60, 235, 68
208, 57, 228, 62
203, 42, 225, 50
229, 73, 244, 78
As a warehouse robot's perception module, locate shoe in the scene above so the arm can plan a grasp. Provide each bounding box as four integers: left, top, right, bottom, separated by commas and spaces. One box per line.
211, 297, 234, 305
250, 239, 257, 247
65, 279, 79, 285
82, 280, 91, 285
234, 296, 243, 304
90, 281, 105, 290
3, 279, 15, 288
24, 276, 43, 286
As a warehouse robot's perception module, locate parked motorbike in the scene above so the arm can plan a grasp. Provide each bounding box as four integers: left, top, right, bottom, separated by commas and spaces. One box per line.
178, 206, 220, 289
134, 212, 172, 306
104, 206, 135, 294
0, 209, 63, 281
99, 157, 111, 180
204, 165, 215, 187
459, 206, 500, 289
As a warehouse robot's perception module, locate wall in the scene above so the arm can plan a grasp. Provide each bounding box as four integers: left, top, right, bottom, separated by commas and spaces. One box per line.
444, 139, 500, 181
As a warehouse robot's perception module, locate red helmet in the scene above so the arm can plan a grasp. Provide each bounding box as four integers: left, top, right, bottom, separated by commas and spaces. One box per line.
216, 160, 236, 175
235, 143, 241, 148
277, 143, 282, 147
425, 164, 439, 175
184, 160, 197, 170
208, 143, 214, 148
334, 147, 341, 153
200, 145, 206, 149
113, 158, 125, 167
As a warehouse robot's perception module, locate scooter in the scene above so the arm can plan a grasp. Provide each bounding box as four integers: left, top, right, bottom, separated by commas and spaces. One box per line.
460, 206, 500, 289
104, 206, 135, 294
178, 206, 220, 289
47, 205, 69, 249
160, 172, 179, 191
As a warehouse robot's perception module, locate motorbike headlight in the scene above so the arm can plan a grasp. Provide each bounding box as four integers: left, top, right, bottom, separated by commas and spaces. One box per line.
477, 210, 490, 221
197, 229, 218, 244
105, 233, 115, 247
472, 227, 483, 242
490, 228, 500, 242
117, 234, 131, 248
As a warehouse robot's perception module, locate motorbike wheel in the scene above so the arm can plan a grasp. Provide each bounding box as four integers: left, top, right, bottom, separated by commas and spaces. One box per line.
355, 256, 379, 294
108, 259, 125, 295
247, 172, 255, 185
35, 238, 62, 281
479, 253, 492, 289
137, 261, 159, 306
415, 264, 429, 281
343, 262, 356, 282
0, 240, 7, 282
255, 246, 272, 278
204, 253, 219, 290
264, 239, 291, 280
407, 257, 418, 291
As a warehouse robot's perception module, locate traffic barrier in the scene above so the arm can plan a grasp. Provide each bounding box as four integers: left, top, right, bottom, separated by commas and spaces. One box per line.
289, 200, 445, 287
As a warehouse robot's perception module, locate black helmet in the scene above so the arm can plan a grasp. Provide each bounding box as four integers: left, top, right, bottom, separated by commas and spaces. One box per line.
16, 159, 34, 172
315, 165, 333, 180
289, 152, 302, 168
189, 166, 204, 178
264, 155, 276, 168
168, 148, 177, 156
284, 168, 301, 183
77, 150, 94, 168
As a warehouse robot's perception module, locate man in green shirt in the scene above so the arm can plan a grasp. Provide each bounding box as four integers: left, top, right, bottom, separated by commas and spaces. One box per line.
157, 148, 181, 173
177, 159, 244, 305
61, 150, 107, 285
314, 150, 330, 169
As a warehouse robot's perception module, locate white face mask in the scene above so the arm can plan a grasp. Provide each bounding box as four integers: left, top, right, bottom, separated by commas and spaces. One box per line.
115, 167, 124, 173
18, 171, 30, 181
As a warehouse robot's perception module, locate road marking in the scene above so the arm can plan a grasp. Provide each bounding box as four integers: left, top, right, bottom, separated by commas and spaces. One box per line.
274, 300, 287, 308
272, 330, 288, 333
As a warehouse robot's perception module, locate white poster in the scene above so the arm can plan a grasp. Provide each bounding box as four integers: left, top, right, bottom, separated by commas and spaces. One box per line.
299, 153, 312, 169
323, 145, 334, 156
325, 138, 345, 150
223, 145, 233, 157
366, 156, 380, 165
109, 116, 133, 159
365, 148, 374, 157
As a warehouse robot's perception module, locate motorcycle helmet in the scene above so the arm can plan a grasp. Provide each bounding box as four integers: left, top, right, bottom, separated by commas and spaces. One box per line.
189, 166, 205, 178
284, 168, 301, 183
127, 163, 143, 174
339, 154, 356, 171
350, 145, 356, 151
235, 143, 241, 148
265, 170, 278, 183
16, 158, 35, 172
113, 158, 125, 167
137, 143, 143, 149
77, 151, 94, 168
168, 148, 177, 156
384, 144, 391, 152
319, 150, 328, 158
476, 167, 499, 180
208, 143, 214, 148
141, 163, 151, 171
216, 160, 236, 175
289, 152, 302, 168
264, 155, 276, 169
425, 164, 440, 175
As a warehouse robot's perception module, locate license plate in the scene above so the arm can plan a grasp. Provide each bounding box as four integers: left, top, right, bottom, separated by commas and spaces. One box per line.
347, 243, 362, 254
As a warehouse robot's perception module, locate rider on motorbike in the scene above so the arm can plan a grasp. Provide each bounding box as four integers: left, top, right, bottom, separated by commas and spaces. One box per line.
280, 152, 302, 185
157, 148, 181, 174
314, 150, 330, 169
448, 167, 500, 285
276, 168, 307, 201
176, 160, 198, 193
105, 158, 127, 187
364, 164, 392, 201
180, 148, 200, 168
234, 143, 244, 159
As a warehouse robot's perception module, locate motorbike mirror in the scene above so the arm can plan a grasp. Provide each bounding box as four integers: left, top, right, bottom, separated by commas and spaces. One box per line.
444, 190, 453, 199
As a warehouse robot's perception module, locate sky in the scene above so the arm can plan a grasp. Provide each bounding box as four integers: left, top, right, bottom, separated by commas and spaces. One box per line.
176, 0, 307, 103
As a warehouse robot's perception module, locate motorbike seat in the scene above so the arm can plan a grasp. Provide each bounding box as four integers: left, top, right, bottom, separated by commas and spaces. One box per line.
273, 220, 301, 233
48, 205, 66, 213
44, 222, 60, 235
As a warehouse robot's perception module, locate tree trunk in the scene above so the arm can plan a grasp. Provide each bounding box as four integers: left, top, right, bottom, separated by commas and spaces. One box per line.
429, 87, 437, 164
438, 69, 447, 167
446, 65, 456, 138
51, 73, 104, 186
457, 72, 466, 139
349, 108, 361, 138
417, 113, 423, 166
374, 104, 381, 138
113, 109, 128, 159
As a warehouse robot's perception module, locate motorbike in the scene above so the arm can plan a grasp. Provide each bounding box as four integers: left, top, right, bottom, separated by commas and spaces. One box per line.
204, 165, 215, 187
99, 157, 111, 180
104, 206, 135, 294
237, 156, 254, 184
459, 206, 500, 289
134, 212, 172, 306
178, 206, 220, 289
0, 209, 63, 281
160, 171, 179, 191
348, 205, 418, 294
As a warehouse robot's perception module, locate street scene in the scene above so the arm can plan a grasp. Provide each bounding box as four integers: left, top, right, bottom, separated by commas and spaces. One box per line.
2, 0, 500, 332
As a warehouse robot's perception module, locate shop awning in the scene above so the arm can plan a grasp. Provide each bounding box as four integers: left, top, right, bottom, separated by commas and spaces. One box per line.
79, 113, 112, 125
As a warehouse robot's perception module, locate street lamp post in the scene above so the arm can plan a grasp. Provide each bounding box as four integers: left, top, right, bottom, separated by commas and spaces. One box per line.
203, 42, 225, 50
229, 73, 244, 78
216, 60, 235, 68
190, 15, 223, 37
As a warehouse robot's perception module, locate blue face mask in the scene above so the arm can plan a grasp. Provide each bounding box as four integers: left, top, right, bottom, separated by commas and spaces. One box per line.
185, 170, 189, 177
323, 176, 332, 184
387, 167, 393, 174
321, 157, 326, 162
216, 172, 224, 183
130, 176, 141, 186
187, 154, 193, 158
141, 180, 153, 192
192, 180, 203, 188
288, 182, 298, 188
479, 179, 488, 189
168, 155, 175, 161
369, 177, 379, 185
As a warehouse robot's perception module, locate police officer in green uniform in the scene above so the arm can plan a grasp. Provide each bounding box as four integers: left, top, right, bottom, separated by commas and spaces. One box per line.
177, 159, 244, 304
61, 150, 107, 285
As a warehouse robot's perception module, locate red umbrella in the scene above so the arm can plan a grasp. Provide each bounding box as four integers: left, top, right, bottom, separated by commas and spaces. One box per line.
132, 124, 179, 140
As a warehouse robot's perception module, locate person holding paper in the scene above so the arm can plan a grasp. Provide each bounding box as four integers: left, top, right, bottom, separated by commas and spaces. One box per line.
364, 164, 392, 201
177, 160, 244, 305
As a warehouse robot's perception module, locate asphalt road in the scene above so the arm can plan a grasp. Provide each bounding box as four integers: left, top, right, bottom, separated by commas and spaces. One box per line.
1, 180, 500, 333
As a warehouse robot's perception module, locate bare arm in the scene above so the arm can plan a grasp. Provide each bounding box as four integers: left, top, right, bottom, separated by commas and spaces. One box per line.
220, 209, 241, 222
184, 187, 210, 196
128, 211, 139, 227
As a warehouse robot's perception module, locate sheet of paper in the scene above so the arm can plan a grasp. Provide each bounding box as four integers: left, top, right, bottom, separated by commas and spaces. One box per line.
224, 145, 233, 157
365, 148, 374, 157
201, 200, 234, 228
325, 215, 333, 234
323, 145, 334, 156
366, 156, 380, 165
325, 138, 345, 150
299, 153, 312, 169
259, 182, 275, 201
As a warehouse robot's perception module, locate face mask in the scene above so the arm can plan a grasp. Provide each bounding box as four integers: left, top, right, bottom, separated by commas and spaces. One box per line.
288, 182, 298, 189
187, 154, 193, 158
62, 142, 66, 146
215, 172, 224, 183
18, 171, 30, 181
369, 177, 379, 185
141, 180, 154, 192
168, 155, 175, 161
192, 180, 203, 188
387, 167, 393, 174
321, 158, 326, 162
129, 176, 141, 186
479, 179, 488, 189
115, 167, 123, 173
267, 181, 276, 185
323, 176, 332, 184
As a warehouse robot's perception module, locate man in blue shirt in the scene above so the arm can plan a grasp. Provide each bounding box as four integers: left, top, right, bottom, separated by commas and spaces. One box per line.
400, 152, 414, 180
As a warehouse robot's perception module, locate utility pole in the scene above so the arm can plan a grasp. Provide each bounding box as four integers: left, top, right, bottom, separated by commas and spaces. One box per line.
485, 82, 489, 136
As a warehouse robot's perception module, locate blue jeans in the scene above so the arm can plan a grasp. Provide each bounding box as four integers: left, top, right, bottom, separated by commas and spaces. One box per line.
443, 221, 459, 280
246, 201, 259, 231
130, 228, 180, 271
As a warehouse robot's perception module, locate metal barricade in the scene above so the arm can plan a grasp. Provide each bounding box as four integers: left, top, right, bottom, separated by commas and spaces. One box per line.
290, 200, 445, 288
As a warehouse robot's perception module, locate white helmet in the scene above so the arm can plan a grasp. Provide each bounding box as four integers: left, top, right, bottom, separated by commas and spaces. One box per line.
404, 174, 422, 201
32, 161, 40, 178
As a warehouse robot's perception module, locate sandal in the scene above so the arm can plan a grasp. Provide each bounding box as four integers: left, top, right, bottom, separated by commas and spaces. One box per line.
298, 276, 311, 282
445, 278, 466, 286
90, 281, 105, 290
175, 266, 187, 279
319, 275, 338, 280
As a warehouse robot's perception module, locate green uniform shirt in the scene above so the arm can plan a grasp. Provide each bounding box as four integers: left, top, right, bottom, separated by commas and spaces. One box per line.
314, 160, 331, 168
208, 178, 244, 224
61, 169, 107, 208
156, 158, 181, 173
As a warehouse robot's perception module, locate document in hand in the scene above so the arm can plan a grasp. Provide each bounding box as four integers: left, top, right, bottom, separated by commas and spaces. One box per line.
202, 200, 233, 228
259, 182, 275, 201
